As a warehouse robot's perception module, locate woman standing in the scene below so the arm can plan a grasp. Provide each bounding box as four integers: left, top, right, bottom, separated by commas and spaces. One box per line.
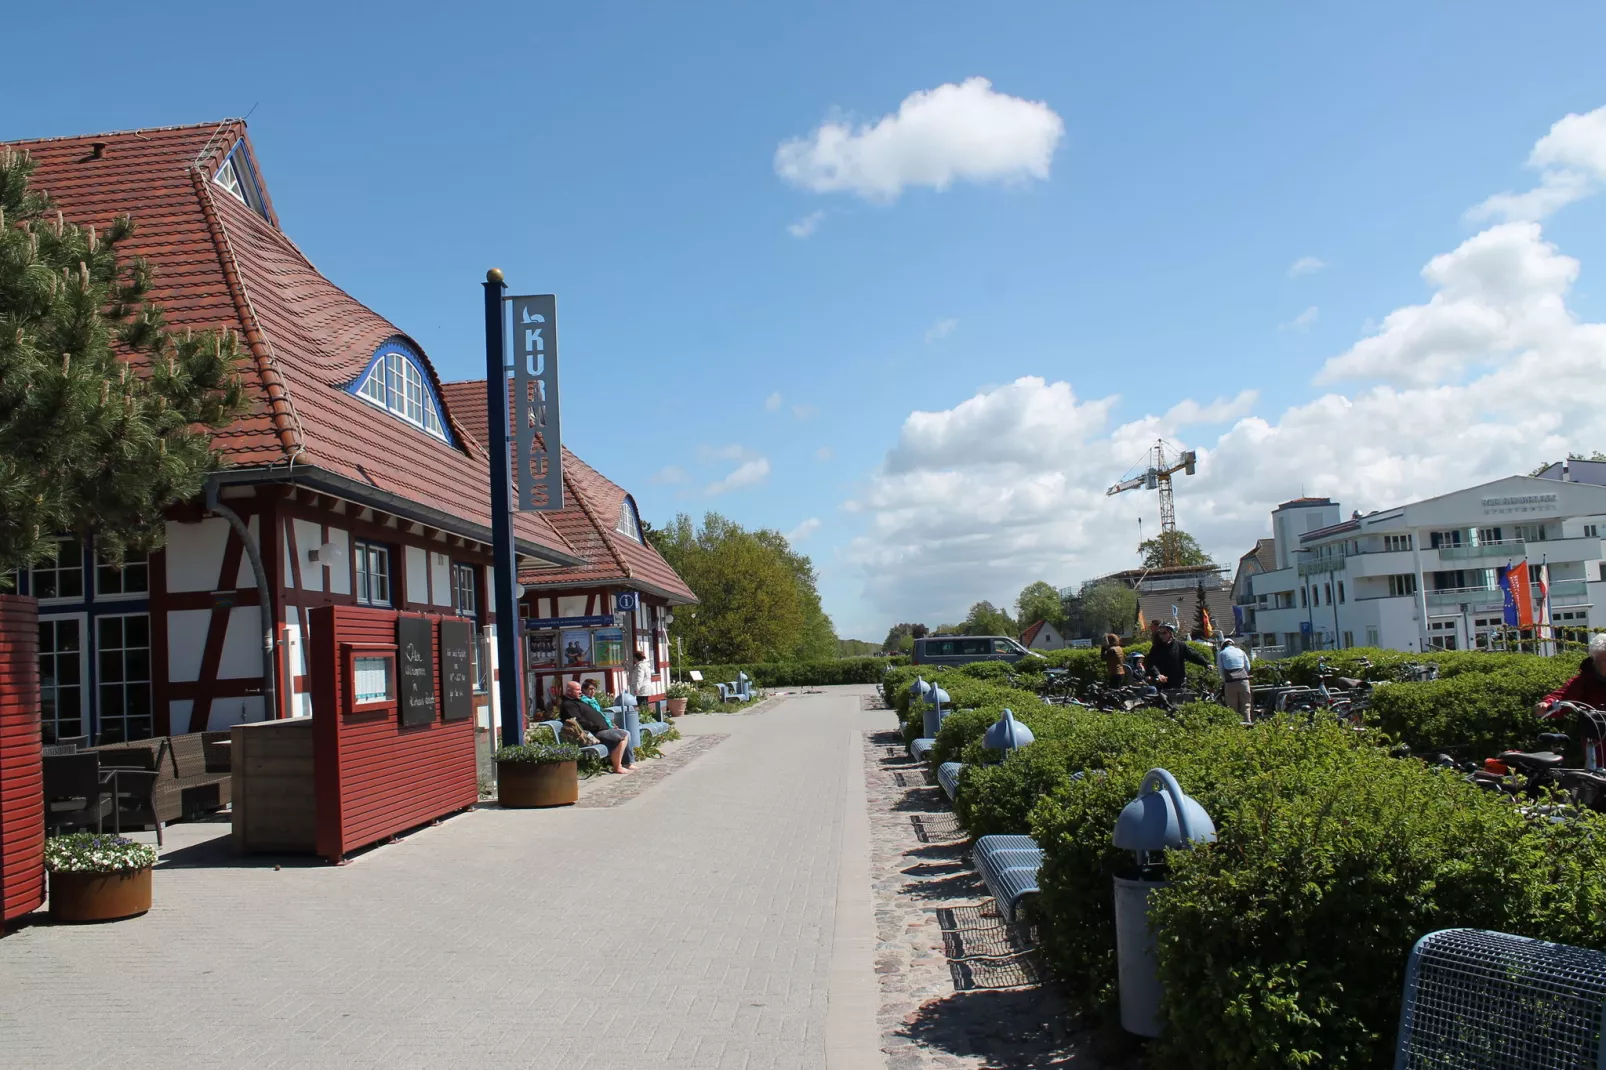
1101, 633, 1127, 688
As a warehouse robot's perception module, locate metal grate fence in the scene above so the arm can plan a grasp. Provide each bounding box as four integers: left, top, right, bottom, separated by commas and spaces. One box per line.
1395, 929, 1606, 1069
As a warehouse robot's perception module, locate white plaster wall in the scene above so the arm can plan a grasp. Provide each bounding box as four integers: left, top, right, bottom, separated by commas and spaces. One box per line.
326, 527, 351, 596
218, 605, 265, 679
292, 518, 324, 592
169, 699, 194, 735
484, 622, 500, 733
405, 546, 428, 605
557, 595, 588, 617
165, 518, 229, 593
233, 514, 259, 588
430, 552, 452, 607
207, 696, 265, 731
284, 605, 310, 718
167, 609, 210, 681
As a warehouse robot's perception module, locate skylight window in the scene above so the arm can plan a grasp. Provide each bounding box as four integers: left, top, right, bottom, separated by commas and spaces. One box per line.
350, 342, 452, 443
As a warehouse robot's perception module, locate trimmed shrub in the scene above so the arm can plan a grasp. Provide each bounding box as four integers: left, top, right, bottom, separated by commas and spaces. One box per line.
1364, 658, 1574, 757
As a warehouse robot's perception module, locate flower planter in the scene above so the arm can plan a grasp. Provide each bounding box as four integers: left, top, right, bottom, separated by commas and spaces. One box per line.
497, 759, 579, 807
49, 866, 152, 923
666, 698, 688, 718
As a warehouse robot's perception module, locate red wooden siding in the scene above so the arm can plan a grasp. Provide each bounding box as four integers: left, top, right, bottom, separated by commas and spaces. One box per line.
0, 595, 44, 925
308, 605, 477, 863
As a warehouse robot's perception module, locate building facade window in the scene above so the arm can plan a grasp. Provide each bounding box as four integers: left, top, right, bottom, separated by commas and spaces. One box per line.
96, 613, 152, 745
452, 562, 477, 617
355, 541, 393, 607
1366, 626, 1380, 647
1387, 574, 1418, 598
1429, 530, 1464, 549
616, 497, 643, 542
95, 553, 149, 598
1428, 620, 1458, 651
31, 537, 84, 602
38, 617, 85, 743
351, 342, 450, 442
1324, 583, 1333, 605
1337, 581, 1346, 603
1383, 533, 1413, 552
1477, 527, 1504, 544
1300, 587, 1308, 608
1585, 524, 1600, 538
1515, 523, 1549, 543
1342, 631, 1354, 649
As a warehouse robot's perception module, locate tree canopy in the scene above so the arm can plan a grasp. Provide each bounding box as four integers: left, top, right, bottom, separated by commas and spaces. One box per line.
1081, 581, 1138, 637
0, 149, 246, 574
651, 512, 837, 663
958, 600, 1016, 637
881, 621, 929, 653
1139, 530, 1212, 569
1014, 580, 1064, 630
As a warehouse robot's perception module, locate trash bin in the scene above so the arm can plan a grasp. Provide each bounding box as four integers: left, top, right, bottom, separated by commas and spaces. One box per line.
1110, 768, 1215, 1037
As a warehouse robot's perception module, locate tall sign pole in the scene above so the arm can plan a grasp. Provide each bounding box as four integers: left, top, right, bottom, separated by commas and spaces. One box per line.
483, 268, 523, 749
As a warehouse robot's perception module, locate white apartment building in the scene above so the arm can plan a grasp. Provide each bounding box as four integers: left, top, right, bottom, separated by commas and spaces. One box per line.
1247, 476, 1606, 655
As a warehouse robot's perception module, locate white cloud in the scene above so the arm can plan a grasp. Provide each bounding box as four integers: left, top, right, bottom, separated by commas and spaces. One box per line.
792, 404, 818, 420
816, 446, 834, 461
924, 317, 959, 344
706, 456, 771, 496
774, 77, 1064, 202
1288, 256, 1326, 278
651, 465, 686, 485
844, 106, 1606, 626
787, 518, 822, 543
1279, 306, 1320, 332
1469, 106, 1606, 222
764, 392, 783, 412
787, 210, 826, 238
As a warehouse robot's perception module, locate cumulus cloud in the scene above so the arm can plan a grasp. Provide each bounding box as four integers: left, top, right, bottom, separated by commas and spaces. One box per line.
1469, 106, 1606, 222
787, 210, 825, 238
775, 77, 1064, 201
844, 104, 1606, 627
1279, 306, 1320, 333
925, 317, 959, 343
1288, 256, 1326, 278
651, 465, 686, 485
705, 454, 771, 496
764, 392, 783, 412
787, 518, 822, 543
792, 404, 818, 420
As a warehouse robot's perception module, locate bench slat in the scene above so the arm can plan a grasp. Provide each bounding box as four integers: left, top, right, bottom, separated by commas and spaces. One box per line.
974, 833, 1043, 922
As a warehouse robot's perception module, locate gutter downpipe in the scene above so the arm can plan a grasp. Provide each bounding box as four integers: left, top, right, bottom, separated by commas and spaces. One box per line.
206, 478, 277, 722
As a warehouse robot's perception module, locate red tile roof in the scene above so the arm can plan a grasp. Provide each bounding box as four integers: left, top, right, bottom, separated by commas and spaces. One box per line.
7, 121, 576, 564
1019, 620, 1047, 647
439, 380, 697, 604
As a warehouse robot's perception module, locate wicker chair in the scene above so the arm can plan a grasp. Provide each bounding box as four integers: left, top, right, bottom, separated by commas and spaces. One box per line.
42, 753, 115, 834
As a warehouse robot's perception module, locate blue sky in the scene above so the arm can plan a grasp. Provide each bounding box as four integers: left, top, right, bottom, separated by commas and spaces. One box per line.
9, 2, 1606, 640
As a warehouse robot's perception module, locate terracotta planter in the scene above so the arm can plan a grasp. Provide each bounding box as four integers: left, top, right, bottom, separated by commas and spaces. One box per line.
497, 759, 579, 807
49, 867, 152, 923
666, 698, 688, 717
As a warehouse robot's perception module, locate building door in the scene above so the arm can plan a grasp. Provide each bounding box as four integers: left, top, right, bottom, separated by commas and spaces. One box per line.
38, 614, 88, 743
95, 613, 153, 744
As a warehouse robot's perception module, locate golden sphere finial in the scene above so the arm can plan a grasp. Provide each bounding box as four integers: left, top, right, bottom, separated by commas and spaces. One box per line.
486, 267, 505, 284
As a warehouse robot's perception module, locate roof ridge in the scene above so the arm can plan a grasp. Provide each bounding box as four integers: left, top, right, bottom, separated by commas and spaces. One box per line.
5, 119, 242, 147
188, 165, 304, 460
562, 462, 634, 580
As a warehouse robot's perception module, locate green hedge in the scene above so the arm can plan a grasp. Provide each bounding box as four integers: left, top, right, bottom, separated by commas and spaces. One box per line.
682, 656, 900, 687
1364, 658, 1574, 757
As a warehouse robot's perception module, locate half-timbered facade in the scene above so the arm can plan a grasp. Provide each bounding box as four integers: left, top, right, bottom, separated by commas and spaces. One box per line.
5, 120, 596, 744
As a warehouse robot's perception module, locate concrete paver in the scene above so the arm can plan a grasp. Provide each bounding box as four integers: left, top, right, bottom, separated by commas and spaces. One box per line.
0, 689, 883, 1070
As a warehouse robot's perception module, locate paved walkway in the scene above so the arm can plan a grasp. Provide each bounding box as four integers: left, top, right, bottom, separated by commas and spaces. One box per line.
0, 688, 883, 1070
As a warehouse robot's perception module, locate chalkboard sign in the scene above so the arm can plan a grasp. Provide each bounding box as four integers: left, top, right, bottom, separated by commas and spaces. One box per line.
396, 616, 437, 726
439, 619, 474, 722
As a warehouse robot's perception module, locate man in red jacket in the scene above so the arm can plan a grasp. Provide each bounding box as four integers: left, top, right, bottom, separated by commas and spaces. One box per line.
1535, 633, 1606, 718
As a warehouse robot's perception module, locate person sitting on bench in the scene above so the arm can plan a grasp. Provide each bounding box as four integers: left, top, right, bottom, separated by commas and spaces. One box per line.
563, 681, 633, 775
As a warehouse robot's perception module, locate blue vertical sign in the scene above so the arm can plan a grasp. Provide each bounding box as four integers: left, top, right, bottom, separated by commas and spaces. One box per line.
508, 294, 563, 511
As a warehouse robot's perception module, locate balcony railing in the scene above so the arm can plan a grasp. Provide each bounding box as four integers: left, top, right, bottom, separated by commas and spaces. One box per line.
1436, 539, 1526, 561
1297, 557, 1344, 576
1423, 578, 1591, 609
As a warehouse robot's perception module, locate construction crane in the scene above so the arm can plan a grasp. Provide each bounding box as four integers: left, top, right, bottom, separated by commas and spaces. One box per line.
1106, 439, 1198, 567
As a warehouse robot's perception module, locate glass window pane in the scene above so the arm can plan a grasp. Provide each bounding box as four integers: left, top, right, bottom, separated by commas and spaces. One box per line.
127, 647, 150, 683
125, 614, 148, 646
100, 650, 123, 682
98, 616, 122, 647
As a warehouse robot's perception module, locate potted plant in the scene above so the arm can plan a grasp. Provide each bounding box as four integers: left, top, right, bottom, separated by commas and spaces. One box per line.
665, 681, 697, 717
46, 832, 157, 923
495, 741, 583, 807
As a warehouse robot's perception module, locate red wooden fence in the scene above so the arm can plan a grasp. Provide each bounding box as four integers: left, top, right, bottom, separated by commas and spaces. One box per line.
0, 594, 44, 926
308, 604, 478, 863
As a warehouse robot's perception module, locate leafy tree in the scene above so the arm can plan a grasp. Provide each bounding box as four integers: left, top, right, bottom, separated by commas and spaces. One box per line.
653, 512, 837, 663
1139, 530, 1212, 569
1081, 581, 1138, 637
881, 621, 929, 653
1015, 580, 1064, 630
0, 149, 245, 575
958, 600, 1015, 637
836, 639, 879, 657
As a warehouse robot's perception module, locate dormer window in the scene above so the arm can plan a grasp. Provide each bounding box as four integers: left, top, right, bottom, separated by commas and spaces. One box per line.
349, 339, 454, 444
212, 146, 268, 220
617, 496, 643, 542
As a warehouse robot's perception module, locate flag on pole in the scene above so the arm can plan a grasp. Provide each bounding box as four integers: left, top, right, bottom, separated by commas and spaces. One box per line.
1499, 560, 1535, 629
1537, 560, 1552, 653
1136, 607, 1146, 632
1201, 608, 1214, 638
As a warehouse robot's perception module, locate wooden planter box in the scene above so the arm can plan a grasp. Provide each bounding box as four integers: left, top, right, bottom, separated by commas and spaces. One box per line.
666, 698, 688, 718
49, 867, 152, 923
496, 760, 578, 808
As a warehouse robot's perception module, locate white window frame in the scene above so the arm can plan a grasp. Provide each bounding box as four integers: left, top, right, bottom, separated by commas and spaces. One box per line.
355, 540, 393, 607
39, 612, 90, 743
354, 350, 447, 441
95, 611, 153, 745
452, 562, 477, 618
94, 552, 150, 600
616, 497, 643, 542
31, 536, 85, 605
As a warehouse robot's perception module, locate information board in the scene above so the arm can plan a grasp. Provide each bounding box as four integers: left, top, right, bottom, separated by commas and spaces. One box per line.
397, 616, 437, 726
439, 619, 474, 722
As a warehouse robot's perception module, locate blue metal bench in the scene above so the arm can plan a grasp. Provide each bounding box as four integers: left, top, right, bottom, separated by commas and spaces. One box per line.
530, 718, 610, 762
937, 762, 964, 801
909, 737, 935, 761
973, 834, 1043, 922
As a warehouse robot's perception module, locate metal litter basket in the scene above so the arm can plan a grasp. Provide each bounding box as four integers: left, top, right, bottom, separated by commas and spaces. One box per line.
1394, 928, 1606, 1069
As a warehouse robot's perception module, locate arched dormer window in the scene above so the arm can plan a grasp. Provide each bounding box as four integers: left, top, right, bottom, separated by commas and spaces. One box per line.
616, 496, 644, 542
348, 338, 455, 445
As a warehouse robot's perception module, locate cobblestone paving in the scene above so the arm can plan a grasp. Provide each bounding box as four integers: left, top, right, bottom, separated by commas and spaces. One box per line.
574, 733, 728, 808
864, 729, 1105, 1069
0, 692, 879, 1070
